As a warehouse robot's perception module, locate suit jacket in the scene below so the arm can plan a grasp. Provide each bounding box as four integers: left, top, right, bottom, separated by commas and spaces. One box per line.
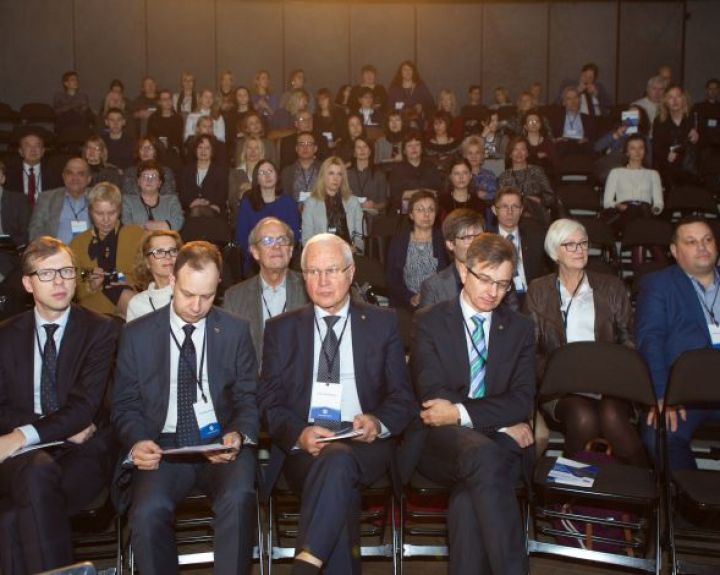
399, 297, 536, 483
487, 221, 550, 287
636, 264, 716, 397
548, 108, 596, 143
419, 264, 461, 308
0, 305, 119, 441
1, 189, 31, 247
4, 158, 63, 197
179, 161, 229, 218
259, 301, 417, 490
112, 305, 259, 453
223, 270, 308, 364
29, 187, 89, 241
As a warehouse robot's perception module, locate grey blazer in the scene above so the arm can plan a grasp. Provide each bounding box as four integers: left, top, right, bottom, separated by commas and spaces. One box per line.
301, 195, 364, 251
419, 264, 461, 309
29, 187, 89, 241
223, 269, 308, 364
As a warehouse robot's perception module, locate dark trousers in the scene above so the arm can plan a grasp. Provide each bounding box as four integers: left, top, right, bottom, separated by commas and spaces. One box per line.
282, 439, 393, 575
0, 434, 115, 575
417, 426, 528, 575
129, 446, 257, 575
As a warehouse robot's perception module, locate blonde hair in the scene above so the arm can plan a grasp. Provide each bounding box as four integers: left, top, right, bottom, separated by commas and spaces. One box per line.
82, 137, 109, 164
658, 85, 691, 122
87, 181, 122, 209
237, 136, 266, 171
310, 156, 352, 201
285, 88, 309, 116
437, 89, 458, 116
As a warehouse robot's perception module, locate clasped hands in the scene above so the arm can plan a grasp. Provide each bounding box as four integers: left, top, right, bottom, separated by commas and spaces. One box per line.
298, 413, 381, 457
131, 431, 242, 471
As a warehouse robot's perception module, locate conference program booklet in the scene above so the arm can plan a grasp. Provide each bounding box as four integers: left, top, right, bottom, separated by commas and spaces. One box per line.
547, 456, 599, 488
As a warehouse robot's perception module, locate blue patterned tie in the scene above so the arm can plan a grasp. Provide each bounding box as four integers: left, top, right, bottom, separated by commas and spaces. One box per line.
40, 324, 60, 414
469, 315, 487, 399
176, 324, 200, 447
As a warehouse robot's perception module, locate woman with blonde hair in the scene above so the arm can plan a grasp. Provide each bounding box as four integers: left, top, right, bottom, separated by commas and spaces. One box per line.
126, 229, 183, 321
70, 182, 145, 317
82, 136, 122, 187
184, 88, 226, 142
229, 136, 266, 223
436, 89, 464, 140
251, 69, 279, 123
301, 156, 364, 251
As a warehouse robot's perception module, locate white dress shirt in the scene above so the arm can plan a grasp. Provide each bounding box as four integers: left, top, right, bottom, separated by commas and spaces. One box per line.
499, 226, 528, 293
559, 274, 595, 343
260, 275, 287, 323
22, 162, 42, 196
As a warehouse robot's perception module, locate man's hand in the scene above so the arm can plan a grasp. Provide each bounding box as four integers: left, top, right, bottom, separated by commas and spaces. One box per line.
646, 400, 687, 432
352, 414, 381, 443
131, 440, 163, 470
297, 425, 335, 456
409, 293, 421, 308
0, 430, 27, 463
206, 432, 242, 464
421, 399, 460, 427
88, 267, 105, 292
67, 423, 96, 445
503, 423, 534, 448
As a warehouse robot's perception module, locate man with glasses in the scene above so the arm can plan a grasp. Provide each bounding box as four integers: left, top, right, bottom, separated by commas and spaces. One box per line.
281, 131, 323, 203
0, 236, 119, 574
490, 186, 548, 305
401, 233, 535, 575
279, 111, 328, 169
419, 208, 484, 307
224, 217, 308, 364
260, 233, 416, 575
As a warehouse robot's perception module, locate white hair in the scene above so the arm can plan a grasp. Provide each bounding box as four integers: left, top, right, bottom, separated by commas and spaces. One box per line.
301, 233, 353, 269
544, 218, 587, 262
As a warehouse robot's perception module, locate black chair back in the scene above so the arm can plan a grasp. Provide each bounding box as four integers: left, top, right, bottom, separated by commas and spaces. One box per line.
664, 348, 720, 407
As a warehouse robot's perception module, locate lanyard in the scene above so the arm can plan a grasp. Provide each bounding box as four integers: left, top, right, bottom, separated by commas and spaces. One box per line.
149, 294, 172, 311
463, 315, 487, 361
557, 272, 586, 332
140, 194, 159, 221
261, 292, 286, 319
314, 312, 350, 381
300, 165, 316, 193
356, 169, 370, 197
692, 274, 720, 327
170, 324, 208, 402
65, 195, 87, 219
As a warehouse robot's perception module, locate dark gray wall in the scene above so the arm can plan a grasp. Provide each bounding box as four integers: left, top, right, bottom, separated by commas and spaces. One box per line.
0, 0, 718, 111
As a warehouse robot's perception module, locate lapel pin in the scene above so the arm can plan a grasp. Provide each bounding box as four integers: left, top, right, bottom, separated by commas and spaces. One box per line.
361, 314, 366, 320
498, 324, 504, 331
214, 326, 221, 334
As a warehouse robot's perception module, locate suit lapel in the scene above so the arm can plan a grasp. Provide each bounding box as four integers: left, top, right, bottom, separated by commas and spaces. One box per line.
15, 312, 35, 411
251, 276, 263, 326
206, 308, 224, 406
156, 306, 172, 421
56, 307, 84, 402
446, 300, 471, 394
486, 306, 510, 396
298, 305, 315, 412
350, 303, 368, 406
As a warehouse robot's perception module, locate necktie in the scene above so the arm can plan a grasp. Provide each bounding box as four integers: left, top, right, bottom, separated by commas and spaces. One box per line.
40, 324, 60, 414
469, 315, 487, 399
176, 324, 200, 447
315, 316, 342, 430
27, 167, 37, 206
583, 92, 596, 118
507, 233, 519, 278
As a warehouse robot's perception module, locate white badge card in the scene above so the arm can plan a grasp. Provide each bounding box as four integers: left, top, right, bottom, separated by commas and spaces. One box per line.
709, 323, 720, 349
71, 220, 88, 237
513, 275, 526, 293
395, 101, 404, 111
708, 119, 718, 128
193, 400, 221, 440
309, 382, 342, 423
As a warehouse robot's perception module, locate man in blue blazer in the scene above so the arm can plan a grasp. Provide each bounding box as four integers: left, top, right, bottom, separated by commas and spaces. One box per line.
260, 233, 417, 575
112, 241, 259, 575
637, 216, 720, 470
401, 233, 535, 575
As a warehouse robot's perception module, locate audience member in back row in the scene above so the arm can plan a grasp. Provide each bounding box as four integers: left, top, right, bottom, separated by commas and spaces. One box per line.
281, 132, 321, 203
4, 131, 63, 206
70, 182, 144, 318
122, 137, 177, 197
29, 157, 91, 245
387, 60, 435, 125
147, 88, 185, 156
180, 134, 229, 220
52, 70, 94, 133
302, 156, 364, 252
548, 86, 596, 157
122, 160, 185, 232
126, 229, 182, 322
387, 190, 448, 310
388, 132, 443, 214
637, 217, 720, 471
0, 161, 31, 248
81, 136, 122, 187
346, 136, 387, 212
0, 236, 119, 575
439, 157, 486, 221
102, 107, 137, 170
526, 219, 647, 466
419, 208, 484, 308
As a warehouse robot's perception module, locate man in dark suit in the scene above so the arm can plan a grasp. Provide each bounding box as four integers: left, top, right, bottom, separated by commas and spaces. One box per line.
4, 130, 63, 207
0, 236, 119, 574
548, 86, 596, 158
0, 160, 31, 248
260, 233, 417, 575
419, 208, 484, 308
403, 233, 535, 575
490, 186, 549, 306
112, 241, 259, 575
224, 217, 308, 364
637, 216, 720, 470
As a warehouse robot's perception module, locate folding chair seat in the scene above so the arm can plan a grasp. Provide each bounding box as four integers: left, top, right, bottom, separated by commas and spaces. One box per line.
19, 102, 56, 130
619, 218, 673, 279
353, 255, 388, 304
662, 349, 720, 575
557, 183, 602, 217
556, 153, 596, 184
180, 216, 231, 246
365, 213, 403, 263
69, 487, 122, 574
0, 102, 19, 150
666, 185, 718, 221
527, 342, 661, 574
577, 216, 619, 274
267, 473, 398, 574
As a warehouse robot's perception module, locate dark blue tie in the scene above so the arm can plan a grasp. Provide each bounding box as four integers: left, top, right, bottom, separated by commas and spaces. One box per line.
176, 324, 200, 447
40, 324, 60, 414
315, 316, 342, 431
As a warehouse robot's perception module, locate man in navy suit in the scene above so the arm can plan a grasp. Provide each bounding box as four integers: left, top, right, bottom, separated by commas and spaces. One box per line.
260, 233, 417, 575
0, 236, 119, 574
112, 241, 259, 575
637, 216, 720, 470
402, 233, 535, 575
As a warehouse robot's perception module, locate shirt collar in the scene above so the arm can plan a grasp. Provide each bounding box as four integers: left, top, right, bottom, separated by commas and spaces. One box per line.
499, 226, 519, 238
169, 303, 207, 334
687, 268, 720, 293
34, 305, 71, 330
314, 297, 351, 321
23, 162, 39, 173
260, 273, 287, 293
459, 291, 492, 325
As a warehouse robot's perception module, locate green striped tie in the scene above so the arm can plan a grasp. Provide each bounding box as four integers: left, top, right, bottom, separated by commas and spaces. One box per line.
469, 315, 487, 398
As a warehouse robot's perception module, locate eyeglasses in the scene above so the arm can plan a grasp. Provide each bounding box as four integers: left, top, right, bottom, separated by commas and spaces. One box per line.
140, 172, 160, 181
496, 204, 522, 213
303, 264, 353, 281
560, 240, 589, 253
297, 141, 316, 147
146, 247, 179, 259
455, 232, 482, 242
413, 206, 436, 214
257, 169, 275, 177
256, 235, 292, 248
466, 267, 512, 293
29, 267, 77, 282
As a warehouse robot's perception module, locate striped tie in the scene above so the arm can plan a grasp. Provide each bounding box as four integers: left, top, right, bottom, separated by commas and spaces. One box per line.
469, 315, 487, 399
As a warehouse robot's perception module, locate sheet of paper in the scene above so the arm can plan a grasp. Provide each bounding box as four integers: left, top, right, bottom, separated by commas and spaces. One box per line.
316, 429, 364, 443
162, 443, 234, 455
12, 441, 64, 458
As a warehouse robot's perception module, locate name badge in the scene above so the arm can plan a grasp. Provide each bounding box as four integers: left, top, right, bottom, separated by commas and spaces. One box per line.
513, 276, 526, 293
298, 191, 311, 203
708, 119, 718, 128
709, 323, 720, 349
309, 381, 342, 424
193, 400, 221, 440
395, 101, 404, 111
71, 220, 88, 237
322, 131, 333, 143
